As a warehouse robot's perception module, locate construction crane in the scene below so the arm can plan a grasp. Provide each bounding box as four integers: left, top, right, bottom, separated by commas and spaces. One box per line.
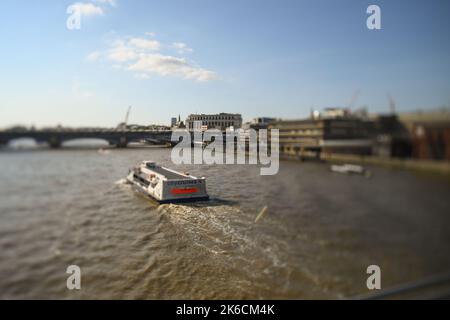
347, 89, 361, 110
124, 105, 132, 126
117, 106, 132, 131
387, 93, 396, 114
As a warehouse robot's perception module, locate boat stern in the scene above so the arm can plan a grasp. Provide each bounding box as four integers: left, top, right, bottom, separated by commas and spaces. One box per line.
161, 178, 209, 203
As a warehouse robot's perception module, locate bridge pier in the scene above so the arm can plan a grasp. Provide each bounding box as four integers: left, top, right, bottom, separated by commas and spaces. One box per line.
114, 137, 128, 148
48, 137, 62, 149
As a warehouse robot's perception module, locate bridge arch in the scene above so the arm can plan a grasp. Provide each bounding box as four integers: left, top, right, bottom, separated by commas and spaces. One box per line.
61, 138, 110, 148
5, 137, 40, 149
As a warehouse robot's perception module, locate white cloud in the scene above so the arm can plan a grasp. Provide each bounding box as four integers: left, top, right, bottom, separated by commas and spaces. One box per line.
106, 40, 138, 62
172, 42, 193, 54
129, 38, 161, 51
68, 0, 117, 19
69, 2, 104, 16
127, 54, 216, 82
104, 38, 160, 62
94, 0, 117, 7
87, 35, 216, 82
145, 32, 156, 37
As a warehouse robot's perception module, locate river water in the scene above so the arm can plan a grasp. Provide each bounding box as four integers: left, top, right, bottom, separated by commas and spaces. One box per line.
0, 147, 449, 299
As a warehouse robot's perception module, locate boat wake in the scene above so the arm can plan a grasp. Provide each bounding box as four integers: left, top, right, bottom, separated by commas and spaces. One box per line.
115, 177, 287, 285
158, 203, 255, 258
114, 178, 129, 186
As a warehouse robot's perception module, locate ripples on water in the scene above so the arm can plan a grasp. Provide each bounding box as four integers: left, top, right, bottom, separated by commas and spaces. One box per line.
0, 147, 449, 299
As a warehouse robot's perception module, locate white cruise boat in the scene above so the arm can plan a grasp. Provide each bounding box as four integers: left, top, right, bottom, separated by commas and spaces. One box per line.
126, 161, 209, 203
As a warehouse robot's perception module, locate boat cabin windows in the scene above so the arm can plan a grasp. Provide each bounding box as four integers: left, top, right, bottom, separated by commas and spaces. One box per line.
145, 162, 157, 169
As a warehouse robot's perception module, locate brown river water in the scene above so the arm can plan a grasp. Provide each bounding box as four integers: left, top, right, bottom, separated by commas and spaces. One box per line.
0, 147, 449, 299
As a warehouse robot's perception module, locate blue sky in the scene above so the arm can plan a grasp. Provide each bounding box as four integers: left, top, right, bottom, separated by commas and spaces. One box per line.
0, 0, 449, 128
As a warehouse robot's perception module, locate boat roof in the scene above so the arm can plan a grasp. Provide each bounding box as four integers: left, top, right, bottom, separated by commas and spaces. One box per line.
141, 162, 196, 180
151, 166, 194, 180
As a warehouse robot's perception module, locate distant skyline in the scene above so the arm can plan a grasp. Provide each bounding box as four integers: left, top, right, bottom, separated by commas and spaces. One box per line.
1, 0, 450, 128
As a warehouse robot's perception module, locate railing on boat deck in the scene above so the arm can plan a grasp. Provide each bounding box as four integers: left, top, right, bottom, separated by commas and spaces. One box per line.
353, 272, 450, 300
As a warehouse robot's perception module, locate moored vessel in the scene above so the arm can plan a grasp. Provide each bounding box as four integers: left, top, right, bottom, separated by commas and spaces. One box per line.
330, 164, 366, 175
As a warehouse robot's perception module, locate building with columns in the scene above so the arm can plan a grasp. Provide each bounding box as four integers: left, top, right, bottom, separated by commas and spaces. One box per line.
186, 113, 242, 131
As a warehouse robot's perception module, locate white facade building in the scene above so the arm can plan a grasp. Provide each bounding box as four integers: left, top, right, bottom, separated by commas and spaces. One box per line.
186, 113, 243, 131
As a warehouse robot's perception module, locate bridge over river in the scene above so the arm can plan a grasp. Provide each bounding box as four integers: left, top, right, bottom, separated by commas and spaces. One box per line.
0, 129, 174, 148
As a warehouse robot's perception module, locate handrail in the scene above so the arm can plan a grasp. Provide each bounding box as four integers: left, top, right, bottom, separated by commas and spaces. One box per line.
354, 272, 450, 300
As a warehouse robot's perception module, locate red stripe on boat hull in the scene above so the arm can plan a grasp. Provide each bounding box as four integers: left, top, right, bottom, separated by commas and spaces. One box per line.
170, 188, 199, 195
